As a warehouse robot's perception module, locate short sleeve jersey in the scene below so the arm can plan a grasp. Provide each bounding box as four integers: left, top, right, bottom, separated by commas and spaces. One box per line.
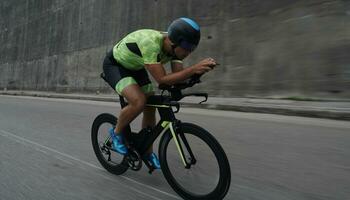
113, 29, 182, 71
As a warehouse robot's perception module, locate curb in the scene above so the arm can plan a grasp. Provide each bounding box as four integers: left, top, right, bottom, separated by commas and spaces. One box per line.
1, 91, 349, 121
186, 103, 350, 121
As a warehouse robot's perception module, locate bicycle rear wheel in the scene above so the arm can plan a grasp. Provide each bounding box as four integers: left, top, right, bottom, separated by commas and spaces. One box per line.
91, 113, 128, 175
159, 123, 231, 200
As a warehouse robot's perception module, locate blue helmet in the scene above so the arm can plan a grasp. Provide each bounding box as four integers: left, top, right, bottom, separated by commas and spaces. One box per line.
168, 18, 201, 51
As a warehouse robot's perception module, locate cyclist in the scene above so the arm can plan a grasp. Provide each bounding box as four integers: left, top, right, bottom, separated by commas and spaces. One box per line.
102, 17, 217, 169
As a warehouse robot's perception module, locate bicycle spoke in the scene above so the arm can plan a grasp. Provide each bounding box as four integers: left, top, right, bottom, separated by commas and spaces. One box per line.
104, 135, 111, 145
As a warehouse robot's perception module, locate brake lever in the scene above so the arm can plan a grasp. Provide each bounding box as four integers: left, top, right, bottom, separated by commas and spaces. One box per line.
182, 93, 208, 104
199, 93, 208, 104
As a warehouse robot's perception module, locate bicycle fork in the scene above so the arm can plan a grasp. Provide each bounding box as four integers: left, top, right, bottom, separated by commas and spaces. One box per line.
162, 120, 197, 169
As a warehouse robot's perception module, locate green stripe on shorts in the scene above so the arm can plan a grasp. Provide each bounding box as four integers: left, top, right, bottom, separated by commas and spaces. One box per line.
141, 83, 154, 94
115, 77, 137, 95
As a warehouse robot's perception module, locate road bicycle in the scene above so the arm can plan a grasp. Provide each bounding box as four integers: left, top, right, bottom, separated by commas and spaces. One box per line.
92, 73, 231, 200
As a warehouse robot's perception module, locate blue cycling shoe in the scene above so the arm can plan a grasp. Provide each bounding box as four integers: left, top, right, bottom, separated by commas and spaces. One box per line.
108, 128, 128, 155
148, 152, 161, 169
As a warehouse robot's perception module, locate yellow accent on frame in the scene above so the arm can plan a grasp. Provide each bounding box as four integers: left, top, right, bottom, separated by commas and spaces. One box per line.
169, 122, 187, 167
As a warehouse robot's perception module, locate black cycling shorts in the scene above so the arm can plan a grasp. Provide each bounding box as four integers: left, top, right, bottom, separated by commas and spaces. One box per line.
102, 50, 153, 94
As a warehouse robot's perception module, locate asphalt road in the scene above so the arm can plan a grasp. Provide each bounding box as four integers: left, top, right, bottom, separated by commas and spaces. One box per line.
1, 95, 349, 200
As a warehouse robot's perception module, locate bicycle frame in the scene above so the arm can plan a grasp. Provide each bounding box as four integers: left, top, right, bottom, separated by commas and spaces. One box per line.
96, 72, 231, 199
119, 96, 196, 169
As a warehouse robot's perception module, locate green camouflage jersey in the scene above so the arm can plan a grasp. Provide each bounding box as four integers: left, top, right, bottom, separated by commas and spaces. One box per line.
113, 29, 182, 71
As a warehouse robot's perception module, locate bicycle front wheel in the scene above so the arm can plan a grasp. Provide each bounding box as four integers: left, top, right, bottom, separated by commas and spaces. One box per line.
159, 123, 231, 200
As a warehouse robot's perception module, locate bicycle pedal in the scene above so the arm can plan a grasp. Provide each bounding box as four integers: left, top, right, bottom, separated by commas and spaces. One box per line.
126, 150, 142, 171
141, 157, 155, 174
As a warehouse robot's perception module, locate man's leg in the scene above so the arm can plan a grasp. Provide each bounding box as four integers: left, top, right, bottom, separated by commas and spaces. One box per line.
114, 84, 146, 134
141, 94, 160, 169
142, 104, 156, 155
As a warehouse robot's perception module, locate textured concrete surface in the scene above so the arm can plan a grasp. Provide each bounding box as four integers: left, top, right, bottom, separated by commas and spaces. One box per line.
1, 95, 350, 200
0, 0, 349, 99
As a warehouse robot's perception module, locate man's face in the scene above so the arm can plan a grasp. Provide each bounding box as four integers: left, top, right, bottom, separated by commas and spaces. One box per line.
174, 46, 191, 60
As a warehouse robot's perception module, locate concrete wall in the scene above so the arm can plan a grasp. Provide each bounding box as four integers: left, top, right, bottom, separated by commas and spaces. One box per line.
0, 0, 349, 99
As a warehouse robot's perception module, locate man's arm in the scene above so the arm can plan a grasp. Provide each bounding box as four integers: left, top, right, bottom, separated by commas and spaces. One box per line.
145, 63, 194, 85
171, 60, 184, 73
145, 58, 215, 85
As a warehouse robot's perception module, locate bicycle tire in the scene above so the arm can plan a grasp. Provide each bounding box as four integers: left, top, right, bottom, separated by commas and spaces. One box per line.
91, 113, 128, 175
159, 122, 231, 200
